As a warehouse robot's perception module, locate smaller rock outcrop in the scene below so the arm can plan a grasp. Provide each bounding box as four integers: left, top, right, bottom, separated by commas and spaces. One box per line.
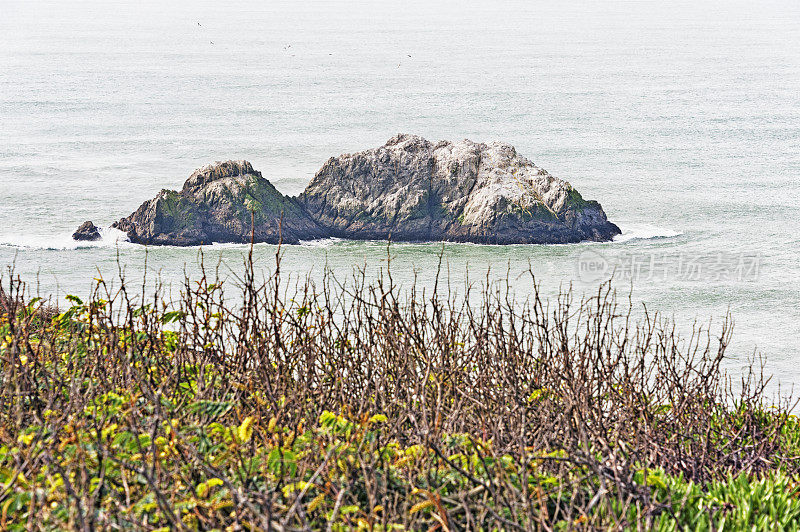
72, 221, 101, 241
110, 161, 327, 245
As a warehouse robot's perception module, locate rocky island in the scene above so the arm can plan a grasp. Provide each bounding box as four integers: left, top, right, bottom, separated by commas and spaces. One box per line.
79, 135, 621, 246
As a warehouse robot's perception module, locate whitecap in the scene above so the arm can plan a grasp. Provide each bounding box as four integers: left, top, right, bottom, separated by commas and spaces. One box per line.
0, 227, 131, 251
612, 223, 683, 243
299, 237, 345, 248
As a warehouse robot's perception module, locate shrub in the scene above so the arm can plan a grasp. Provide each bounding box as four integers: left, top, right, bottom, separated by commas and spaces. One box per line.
0, 251, 797, 530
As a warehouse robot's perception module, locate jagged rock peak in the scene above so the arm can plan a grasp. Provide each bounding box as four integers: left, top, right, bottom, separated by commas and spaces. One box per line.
385, 133, 432, 148
382, 133, 516, 155
182, 160, 257, 191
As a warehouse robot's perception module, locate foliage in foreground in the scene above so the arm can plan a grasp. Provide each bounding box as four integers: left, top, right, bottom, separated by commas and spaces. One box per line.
0, 254, 798, 531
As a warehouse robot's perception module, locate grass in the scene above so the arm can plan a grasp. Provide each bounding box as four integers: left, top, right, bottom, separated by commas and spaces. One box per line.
0, 249, 798, 531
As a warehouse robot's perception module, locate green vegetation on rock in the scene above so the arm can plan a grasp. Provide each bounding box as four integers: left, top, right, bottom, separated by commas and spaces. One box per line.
155, 190, 198, 233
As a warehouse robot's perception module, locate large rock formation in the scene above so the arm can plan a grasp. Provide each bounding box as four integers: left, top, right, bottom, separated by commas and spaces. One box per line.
81, 136, 620, 246
111, 161, 326, 245
300, 134, 620, 244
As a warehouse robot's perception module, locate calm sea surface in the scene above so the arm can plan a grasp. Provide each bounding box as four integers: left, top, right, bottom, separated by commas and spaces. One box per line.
1, 0, 799, 385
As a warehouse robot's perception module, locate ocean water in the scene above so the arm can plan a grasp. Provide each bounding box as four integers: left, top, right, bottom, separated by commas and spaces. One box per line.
1, 1, 799, 385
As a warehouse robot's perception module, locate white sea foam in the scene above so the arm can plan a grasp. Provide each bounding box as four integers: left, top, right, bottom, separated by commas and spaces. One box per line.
0, 225, 682, 252
299, 237, 345, 248
0, 227, 131, 251
611, 224, 683, 243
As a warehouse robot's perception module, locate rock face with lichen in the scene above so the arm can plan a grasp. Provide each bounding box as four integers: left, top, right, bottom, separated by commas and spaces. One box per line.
80, 136, 620, 246
111, 161, 326, 245
300, 134, 620, 244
